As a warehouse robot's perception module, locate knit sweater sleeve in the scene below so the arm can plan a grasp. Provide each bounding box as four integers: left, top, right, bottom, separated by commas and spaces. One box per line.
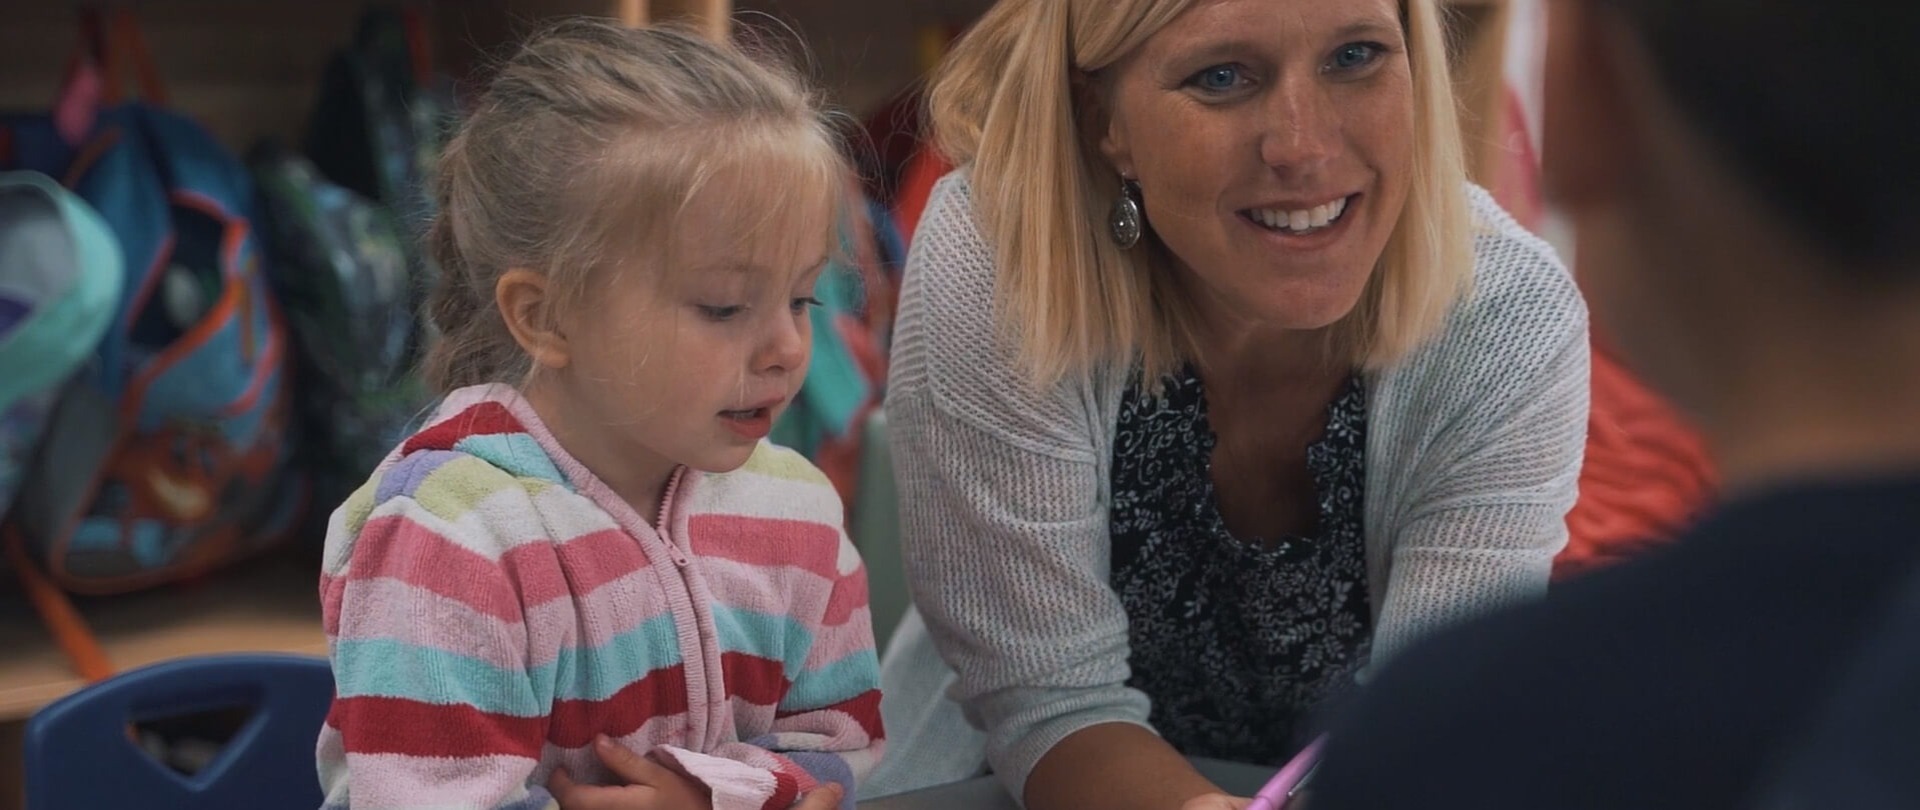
1368, 191, 1592, 661
317, 451, 560, 810
884, 172, 1152, 802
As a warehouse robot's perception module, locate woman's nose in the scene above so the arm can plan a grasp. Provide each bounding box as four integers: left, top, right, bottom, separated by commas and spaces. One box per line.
1259, 77, 1341, 176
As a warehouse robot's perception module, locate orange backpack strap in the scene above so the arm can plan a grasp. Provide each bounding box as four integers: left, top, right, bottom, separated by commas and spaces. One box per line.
5, 524, 113, 682
78, 7, 167, 106
109, 8, 168, 105
401, 5, 435, 88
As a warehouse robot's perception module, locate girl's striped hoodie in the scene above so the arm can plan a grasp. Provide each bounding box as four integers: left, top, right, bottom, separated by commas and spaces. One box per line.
317, 384, 884, 810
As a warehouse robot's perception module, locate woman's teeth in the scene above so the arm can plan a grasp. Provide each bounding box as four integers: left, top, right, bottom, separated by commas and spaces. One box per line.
1249, 196, 1349, 234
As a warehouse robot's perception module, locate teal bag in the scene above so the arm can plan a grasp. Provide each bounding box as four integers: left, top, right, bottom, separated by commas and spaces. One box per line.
0, 171, 121, 520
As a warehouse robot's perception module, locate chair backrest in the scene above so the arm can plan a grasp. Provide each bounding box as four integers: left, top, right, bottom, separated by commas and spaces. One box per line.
24, 653, 333, 810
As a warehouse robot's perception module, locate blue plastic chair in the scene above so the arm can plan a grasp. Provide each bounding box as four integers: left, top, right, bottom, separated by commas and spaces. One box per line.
24, 653, 333, 810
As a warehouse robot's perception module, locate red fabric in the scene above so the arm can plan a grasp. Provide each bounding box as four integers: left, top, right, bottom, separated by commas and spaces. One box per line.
838, 315, 887, 393
859, 89, 928, 204
1556, 343, 1717, 580
812, 403, 870, 525
758, 768, 804, 810
1476, 47, 1717, 581
720, 651, 793, 708
1488, 86, 1547, 231
326, 694, 551, 759
893, 149, 954, 245
401, 399, 524, 454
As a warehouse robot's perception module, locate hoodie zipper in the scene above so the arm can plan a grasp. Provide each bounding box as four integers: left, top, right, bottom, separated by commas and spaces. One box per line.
651, 466, 710, 749
656, 467, 690, 567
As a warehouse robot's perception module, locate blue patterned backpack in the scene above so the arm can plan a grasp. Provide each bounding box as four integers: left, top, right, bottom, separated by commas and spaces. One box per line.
0, 10, 304, 594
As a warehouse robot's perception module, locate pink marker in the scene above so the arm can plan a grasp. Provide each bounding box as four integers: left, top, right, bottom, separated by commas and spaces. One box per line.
1246, 735, 1327, 810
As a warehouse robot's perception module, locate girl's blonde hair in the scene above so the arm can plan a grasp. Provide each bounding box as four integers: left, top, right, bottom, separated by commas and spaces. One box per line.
929, 0, 1473, 386
422, 17, 848, 392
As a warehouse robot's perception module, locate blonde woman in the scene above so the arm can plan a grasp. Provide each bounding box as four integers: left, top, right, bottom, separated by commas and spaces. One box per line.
868, 0, 1589, 808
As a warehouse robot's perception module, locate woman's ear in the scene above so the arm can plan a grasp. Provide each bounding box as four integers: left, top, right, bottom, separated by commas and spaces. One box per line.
1077, 71, 1135, 178
496, 269, 571, 371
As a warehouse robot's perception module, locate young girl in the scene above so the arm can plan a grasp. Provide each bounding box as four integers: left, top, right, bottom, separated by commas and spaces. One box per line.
317, 19, 881, 810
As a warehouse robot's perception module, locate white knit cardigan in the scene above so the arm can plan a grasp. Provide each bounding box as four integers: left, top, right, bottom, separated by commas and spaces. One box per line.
864, 171, 1590, 802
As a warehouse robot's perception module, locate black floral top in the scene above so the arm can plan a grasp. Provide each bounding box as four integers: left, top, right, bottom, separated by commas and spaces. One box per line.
1109, 365, 1373, 764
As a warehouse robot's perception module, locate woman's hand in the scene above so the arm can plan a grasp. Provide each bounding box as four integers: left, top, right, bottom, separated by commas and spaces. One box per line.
548, 735, 844, 810
1177, 794, 1252, 810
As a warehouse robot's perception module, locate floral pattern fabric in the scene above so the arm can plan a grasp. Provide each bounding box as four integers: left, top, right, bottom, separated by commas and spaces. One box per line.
1109, 367, 1373, 763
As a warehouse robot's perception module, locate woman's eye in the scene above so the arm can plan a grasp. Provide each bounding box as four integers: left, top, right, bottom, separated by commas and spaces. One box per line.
699, 304, 745, 321
1329, 43, 1384, 72
791, 296, 824, 314
1186, 64, 1249, 93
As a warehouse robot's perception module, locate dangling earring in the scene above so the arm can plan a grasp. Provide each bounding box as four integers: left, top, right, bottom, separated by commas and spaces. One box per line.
1108, 174, 1143, 250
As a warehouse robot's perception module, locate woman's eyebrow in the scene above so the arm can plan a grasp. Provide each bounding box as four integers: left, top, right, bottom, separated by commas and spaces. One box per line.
1159, 18, 1401, 69
1333, 19, 1403, 42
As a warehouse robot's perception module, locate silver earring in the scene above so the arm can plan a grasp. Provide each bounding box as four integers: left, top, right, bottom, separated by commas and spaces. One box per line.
1109, 175, 1143, 249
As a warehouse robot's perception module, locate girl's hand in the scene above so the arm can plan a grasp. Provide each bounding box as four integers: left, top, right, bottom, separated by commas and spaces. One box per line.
549, 736, 711, 810
792, 784, 846, 810
548, 735, 846, 810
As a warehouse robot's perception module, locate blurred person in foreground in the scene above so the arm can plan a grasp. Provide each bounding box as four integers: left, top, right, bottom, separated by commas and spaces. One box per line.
1310, 0, 1920, 807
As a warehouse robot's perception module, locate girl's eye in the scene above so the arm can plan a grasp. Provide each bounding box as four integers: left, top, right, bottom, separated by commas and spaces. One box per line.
790, 296, 824, 314
699, 305, 745, 321
1329, 42, 1385, 72
1186, 64, 1250, 94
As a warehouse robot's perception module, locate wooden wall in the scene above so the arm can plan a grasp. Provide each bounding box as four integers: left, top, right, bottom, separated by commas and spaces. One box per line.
0, 3, 369, 151
0, 0, 1510, 180
0, 0, 990, 155
735, 0, 992, 117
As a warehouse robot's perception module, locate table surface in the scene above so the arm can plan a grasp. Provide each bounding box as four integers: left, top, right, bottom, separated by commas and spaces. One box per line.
859, 758, 1277, 809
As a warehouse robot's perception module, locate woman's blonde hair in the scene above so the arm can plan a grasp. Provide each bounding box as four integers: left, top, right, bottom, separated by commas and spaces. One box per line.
929, 0, 1473, 386
422, 17, 848, 392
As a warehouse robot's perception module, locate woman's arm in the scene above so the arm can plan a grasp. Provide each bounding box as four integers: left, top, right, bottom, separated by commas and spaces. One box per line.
1372, 264, 1592, 661
891, 391, 1221, 810
1026, 725, 1241, 810
887, 173, 1217, 810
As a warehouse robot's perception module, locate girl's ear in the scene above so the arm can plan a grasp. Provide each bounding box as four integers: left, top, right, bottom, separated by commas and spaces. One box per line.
497, 269, 571, 370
